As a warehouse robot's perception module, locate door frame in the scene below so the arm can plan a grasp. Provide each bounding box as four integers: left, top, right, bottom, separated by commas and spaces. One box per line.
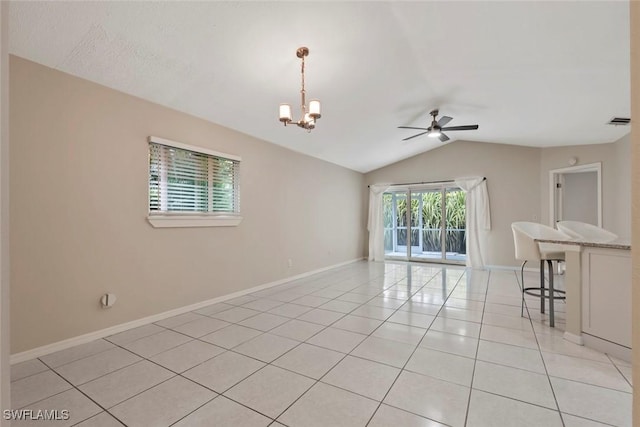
0, 1, 9, 419
549, 162, 602, 227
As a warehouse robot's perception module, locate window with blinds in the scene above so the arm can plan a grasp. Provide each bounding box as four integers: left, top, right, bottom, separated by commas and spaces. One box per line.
149, 140, 240, 215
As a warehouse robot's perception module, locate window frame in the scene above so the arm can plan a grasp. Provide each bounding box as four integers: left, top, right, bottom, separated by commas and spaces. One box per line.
147, 136, 242, 228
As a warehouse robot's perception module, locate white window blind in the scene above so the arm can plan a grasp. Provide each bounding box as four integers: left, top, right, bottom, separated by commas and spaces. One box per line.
149, 141, 240, 215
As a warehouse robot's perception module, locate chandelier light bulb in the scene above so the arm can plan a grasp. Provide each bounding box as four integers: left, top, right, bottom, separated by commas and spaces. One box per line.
309, 100, 321, 119
304, 113, 313, 124
279, 104, 292, 123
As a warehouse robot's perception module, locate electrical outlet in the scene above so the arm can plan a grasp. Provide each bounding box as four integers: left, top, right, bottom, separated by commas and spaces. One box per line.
287, 258, 293, 268
100, 293, 117, 308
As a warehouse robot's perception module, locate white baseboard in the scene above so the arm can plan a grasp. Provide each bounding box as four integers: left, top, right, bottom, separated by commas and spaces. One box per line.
563, 331, 584, 346
11, 257, 365, 364
581, 333, 631, 363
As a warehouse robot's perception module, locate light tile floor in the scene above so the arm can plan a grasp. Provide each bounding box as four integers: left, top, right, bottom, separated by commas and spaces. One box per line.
10, 261, 632, 426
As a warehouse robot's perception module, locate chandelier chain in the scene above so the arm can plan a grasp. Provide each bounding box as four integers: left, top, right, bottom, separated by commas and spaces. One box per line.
300, 54, 306, 116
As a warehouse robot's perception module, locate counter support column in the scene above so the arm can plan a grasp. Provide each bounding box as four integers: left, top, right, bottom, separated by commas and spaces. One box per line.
564, 248, 583, 345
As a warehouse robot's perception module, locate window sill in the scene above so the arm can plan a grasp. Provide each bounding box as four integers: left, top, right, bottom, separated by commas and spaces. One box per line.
147, 215, 243, 228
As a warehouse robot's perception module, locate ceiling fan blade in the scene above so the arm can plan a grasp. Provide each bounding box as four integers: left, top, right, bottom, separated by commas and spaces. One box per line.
403, 131, 429, 141
437, 116, 453, 127
398, 126, 430, 131
441, 125, 479, 131
439, 133, 450, 142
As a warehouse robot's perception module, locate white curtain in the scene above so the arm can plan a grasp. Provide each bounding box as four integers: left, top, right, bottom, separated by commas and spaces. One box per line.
455, 177, 491, 268
367, 184, 391, 261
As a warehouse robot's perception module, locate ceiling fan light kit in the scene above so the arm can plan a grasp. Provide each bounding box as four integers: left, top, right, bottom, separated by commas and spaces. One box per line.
398, 109, 479, 142
279, 47, 321, 132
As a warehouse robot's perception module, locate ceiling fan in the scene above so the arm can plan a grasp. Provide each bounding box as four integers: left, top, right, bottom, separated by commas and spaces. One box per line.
398, 109, 479, 142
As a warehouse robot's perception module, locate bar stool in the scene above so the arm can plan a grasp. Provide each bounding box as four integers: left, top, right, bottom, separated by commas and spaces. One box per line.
511, 222, 570, 327
556, 221, 618, 243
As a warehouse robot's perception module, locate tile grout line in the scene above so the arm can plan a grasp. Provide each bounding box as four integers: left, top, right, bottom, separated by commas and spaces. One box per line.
63, 324, 287, 425
19, 270, 482, 398
461, 269, 491, 427
36, 357, 129, 426
492, 274, 590, 401
66, 337, 228, 426
22, 336, 194, 424
8, 263, 397, 424
519, 268, 567, 427
229, 268, 407, 423
265, 267, 449, 424
162, 265, 415, 425
9, 366, 55, 385
606, 353, 634, 389
73, 315, 299, 425
545, 373, 633, 394
363, 269, 471, 427
263, 268, 445, 424
18, 266, 441, 422
17, 263, 620, 426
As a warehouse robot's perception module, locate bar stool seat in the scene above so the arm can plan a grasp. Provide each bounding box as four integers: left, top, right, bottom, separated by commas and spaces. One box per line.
556, 221, 618, 242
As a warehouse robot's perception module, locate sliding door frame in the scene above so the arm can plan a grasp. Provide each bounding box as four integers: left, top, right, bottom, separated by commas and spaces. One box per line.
384, 182, 466, 265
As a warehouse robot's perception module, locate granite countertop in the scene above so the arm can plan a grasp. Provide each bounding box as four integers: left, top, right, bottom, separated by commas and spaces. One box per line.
535, 238, 631, 250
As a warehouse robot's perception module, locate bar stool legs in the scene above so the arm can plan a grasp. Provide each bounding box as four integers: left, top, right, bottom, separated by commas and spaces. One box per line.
540, 260, 545, 315
547, 259, 555, 327
520, 260, 527, 317
521, 259, 564, 328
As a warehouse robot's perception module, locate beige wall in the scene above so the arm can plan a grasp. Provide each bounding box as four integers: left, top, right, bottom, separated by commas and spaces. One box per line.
630, 1, 638, 424
539, 134, 631, 239
9, 56, 366, 353
364, 141, 542, 267
365, 136, 632, 267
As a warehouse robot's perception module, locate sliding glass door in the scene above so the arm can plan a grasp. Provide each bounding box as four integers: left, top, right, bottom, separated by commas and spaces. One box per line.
444, 188, 466, 262
383, 192, 407, 258
410, 189, 442, 260
383, 185, 466, 264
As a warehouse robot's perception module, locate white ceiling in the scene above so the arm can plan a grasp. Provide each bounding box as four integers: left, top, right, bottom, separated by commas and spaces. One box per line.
9, 1, 630, 173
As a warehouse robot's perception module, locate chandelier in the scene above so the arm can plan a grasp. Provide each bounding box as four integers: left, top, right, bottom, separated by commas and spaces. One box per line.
279, 47, 321, 131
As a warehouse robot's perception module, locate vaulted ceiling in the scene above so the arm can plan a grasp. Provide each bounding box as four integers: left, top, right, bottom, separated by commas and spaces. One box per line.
9, 1, 630, 172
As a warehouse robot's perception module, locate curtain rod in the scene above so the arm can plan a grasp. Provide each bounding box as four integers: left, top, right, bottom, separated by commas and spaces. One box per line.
367, 177, 485, 188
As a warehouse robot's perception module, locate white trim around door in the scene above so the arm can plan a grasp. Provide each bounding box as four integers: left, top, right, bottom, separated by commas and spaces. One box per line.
549, 162, 602, 228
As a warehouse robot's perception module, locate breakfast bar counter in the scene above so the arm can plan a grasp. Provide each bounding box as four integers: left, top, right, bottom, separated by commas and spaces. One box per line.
535, 238, 631, 360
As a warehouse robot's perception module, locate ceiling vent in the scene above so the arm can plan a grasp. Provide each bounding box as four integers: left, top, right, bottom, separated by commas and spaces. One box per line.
607, 117, 631, 126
